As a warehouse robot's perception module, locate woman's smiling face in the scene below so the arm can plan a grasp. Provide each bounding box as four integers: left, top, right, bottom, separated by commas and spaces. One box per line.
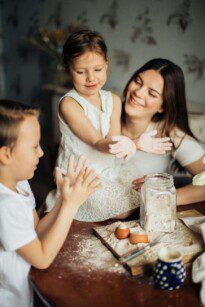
125, 69, 164, 120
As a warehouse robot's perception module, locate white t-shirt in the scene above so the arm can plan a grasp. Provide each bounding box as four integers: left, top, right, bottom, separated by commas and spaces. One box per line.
0, 180, 37, 307
119, 122, 205, 183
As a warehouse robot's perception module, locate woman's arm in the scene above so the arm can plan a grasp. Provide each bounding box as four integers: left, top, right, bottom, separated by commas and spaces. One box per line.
60, 94, 121, 153
177, 156, 205, 206
132, 156, 205, 206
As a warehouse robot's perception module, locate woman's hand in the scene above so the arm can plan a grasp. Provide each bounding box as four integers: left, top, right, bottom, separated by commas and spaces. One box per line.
109, 135, 136, 161
132, 177, 145, 192
137, 130, 172, 154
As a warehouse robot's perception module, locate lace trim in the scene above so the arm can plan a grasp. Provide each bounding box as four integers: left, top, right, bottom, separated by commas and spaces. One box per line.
46, 178, 140, 222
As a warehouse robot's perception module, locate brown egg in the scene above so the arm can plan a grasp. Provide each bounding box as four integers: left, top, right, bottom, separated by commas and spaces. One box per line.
115, 223, 130, 239
129, 232, 149, 245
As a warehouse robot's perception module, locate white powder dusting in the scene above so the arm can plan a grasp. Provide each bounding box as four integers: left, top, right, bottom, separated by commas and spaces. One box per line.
74, 234, 126, 274
94, 218, 204, 269
94, 221, 149, 258
53, 216, 203, 277
53, 231, 127, 275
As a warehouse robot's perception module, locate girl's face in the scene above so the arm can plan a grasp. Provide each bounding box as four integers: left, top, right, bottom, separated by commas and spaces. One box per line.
125, 69, 164, 120
70, 51, 108, 98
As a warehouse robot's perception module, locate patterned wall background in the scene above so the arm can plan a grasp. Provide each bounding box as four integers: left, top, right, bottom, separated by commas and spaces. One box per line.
0, 0, 204, 203
0, 0, 205, 105
0, 5, 5, 97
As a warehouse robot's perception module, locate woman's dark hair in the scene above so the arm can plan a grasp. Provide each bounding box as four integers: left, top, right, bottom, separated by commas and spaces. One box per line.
62, 29, 107, 72
122, 58, 195, 140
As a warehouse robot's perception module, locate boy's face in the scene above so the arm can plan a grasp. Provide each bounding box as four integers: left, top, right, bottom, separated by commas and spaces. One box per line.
10, 116, 43, 181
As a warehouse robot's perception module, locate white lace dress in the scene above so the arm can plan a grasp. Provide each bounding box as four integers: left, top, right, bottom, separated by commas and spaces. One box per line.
46, 89, 139, 221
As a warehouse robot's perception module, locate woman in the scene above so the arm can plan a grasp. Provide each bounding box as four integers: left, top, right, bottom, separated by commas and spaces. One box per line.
116, 58, 205, 205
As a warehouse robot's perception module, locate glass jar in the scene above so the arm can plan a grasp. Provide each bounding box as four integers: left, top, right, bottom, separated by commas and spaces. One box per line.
140, 173, 176, 233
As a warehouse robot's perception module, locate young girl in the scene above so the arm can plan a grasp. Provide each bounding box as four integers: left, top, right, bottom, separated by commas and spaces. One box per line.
46, 30, 172, 221
0, 100, 100, 307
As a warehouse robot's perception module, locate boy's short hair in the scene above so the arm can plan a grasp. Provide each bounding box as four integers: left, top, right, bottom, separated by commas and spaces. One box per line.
0, 100, 40, 150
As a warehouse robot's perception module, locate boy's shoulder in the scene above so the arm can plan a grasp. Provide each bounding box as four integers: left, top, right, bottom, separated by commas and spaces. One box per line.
0, 190, 21, 217
0, 180, 34, 209
0, 180, 29, 194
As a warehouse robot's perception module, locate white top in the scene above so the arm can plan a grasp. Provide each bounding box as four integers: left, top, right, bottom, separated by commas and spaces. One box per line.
119, 121, 205, 183
46, 89, 139, 221
57, 88, 120, 178
46, 90, 205, 222
0, 181, 36, 307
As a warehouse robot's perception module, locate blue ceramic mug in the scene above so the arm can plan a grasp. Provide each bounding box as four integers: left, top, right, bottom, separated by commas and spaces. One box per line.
153, 247, 186, 290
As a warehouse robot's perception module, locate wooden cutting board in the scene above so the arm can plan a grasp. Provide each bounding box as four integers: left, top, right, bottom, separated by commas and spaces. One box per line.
93, 210, 205, 276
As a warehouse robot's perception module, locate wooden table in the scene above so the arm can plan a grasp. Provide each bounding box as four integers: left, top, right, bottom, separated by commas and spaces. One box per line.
30, 203, 205, 307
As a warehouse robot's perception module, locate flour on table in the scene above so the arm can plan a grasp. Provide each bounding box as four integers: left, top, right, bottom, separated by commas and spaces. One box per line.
53, 231, 127, 274
75, 235, 126, 273
94, 219, 204, 268
94, 221, 148, 257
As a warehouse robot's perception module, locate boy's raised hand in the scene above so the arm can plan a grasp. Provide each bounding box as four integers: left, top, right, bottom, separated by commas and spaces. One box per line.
55, 167, 101, 207
65, 154, 88, 185
137, 130, 173, 154
55, 155, 102, 207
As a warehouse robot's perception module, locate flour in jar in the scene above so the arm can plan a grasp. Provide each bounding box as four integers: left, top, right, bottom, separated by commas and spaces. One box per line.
140, 173, 177, 233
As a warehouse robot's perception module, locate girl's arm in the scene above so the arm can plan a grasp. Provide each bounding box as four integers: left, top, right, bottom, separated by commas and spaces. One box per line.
60, 94, 122, 153
176, 157, 205, 206
106, 93, 122, 136
109, 131, 173, 161
94, 94, 122, 152
17, 167, 101, 269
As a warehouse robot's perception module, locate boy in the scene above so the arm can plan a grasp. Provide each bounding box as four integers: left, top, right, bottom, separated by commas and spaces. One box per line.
0, 100, 100, 307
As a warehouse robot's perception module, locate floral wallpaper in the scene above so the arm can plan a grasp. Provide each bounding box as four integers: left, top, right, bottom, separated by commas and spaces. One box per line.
1, 0, 205, 105
0, 4, 5, 98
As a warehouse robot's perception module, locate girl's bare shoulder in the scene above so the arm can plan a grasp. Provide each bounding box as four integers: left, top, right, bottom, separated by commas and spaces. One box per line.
111, 92, 122, 110
60, 95, 83, 110
59, 96, 84, 123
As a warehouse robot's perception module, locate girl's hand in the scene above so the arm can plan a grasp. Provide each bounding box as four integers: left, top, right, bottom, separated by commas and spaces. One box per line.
137, 130, 172, 154
132, 177, 145, 192
65, 154, 88, 185
55, 166, 102, 208
109, 135, 136, 161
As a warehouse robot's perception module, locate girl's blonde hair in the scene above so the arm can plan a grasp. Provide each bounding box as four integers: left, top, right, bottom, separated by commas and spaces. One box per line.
0, 100, 40, 150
